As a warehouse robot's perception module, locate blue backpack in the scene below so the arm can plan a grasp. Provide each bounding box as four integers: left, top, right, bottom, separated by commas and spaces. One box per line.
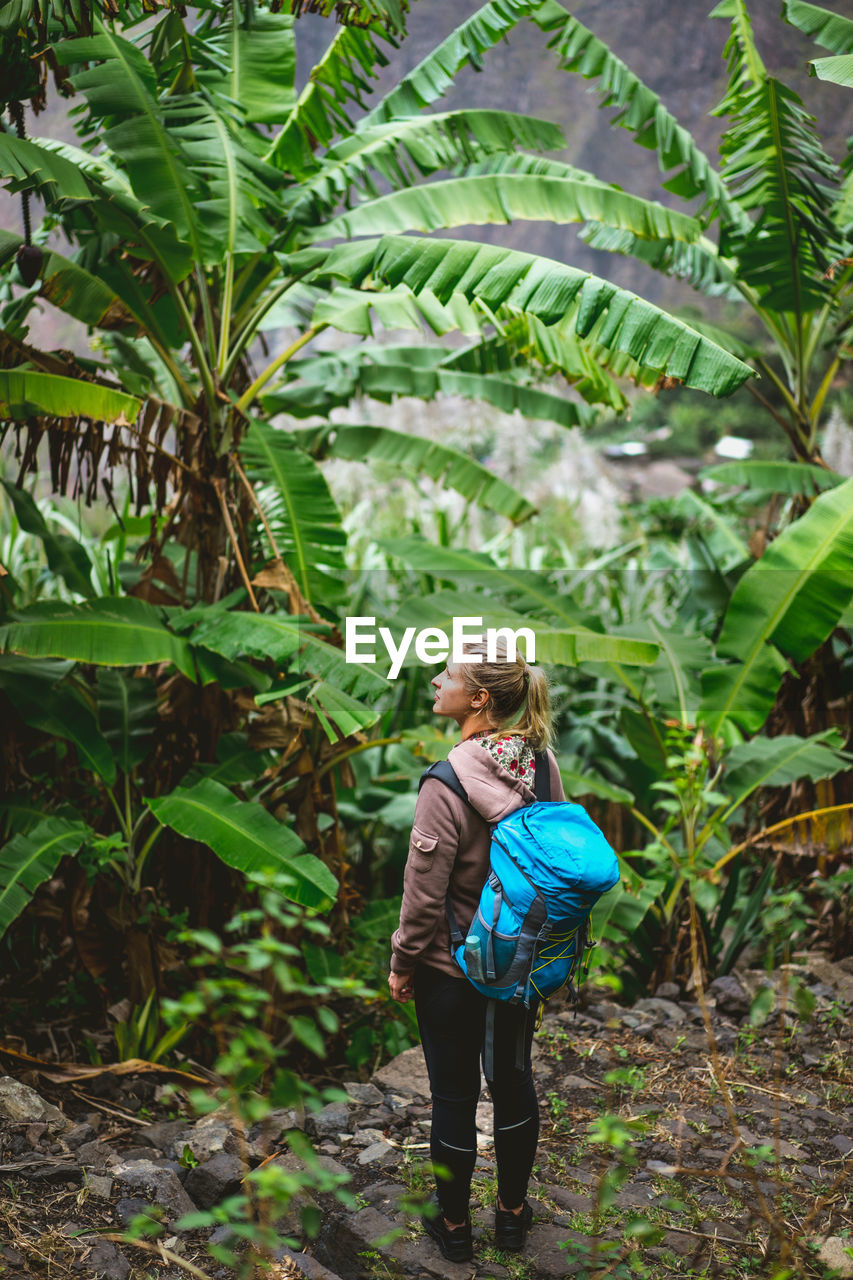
419, 752, 619, 1074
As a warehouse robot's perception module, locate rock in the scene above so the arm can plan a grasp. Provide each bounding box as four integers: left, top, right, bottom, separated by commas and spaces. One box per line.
317, 1205, 463, 1280
544, 1185, 592, 1212
64, 1123, 97, 1150
183, 1153, 244, 1210
305, 1104, 352, 1141
342, 1082, 383, 1106
707, 975, 750, 1018
0, 1077, 69, 1132
248, 1109, 302, 1158
371, 1046, 431, 1099
561, 1074, 598, 1090
180, 1111, 240, 1161
85, 1174, 114, 1200
633, 997, 686, 1024
114, 1198, 161, 1227
831, 1135, 853, 1156
654, 982, 681, 1000
350, 1128, 387, 1148
273, 1246, 349, 1279
817, 1237, 853, 1277
76, 1141, 118, 1170
73, 1240, 130, 1280
356, 1140, 400, 1168
111, 1159, 197, 1222
137, 1120, 187, 1156
525, 1224, 589, 1277
25, 1122, 48, 1147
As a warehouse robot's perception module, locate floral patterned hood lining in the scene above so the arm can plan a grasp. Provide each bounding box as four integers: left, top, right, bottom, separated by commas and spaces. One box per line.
470, 730, 536, 789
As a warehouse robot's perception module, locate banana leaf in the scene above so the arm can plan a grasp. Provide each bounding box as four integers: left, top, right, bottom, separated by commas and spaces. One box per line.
292, 423, 536, 524
147, 778, 337, 908
0, 597, 195, 680
0, 480, 94, 599
699, 460, 841, 495
310, 173, 702, 244
96, 669, 158, 774
0, 371, 140, 424
0, 816, 92, 938
810, 54, 853, 86
314, 235, 754, 397
238, 422, 347, 606
782, 0, 853, 53
720, 729, 851, 821
699, 476, 853, 734
186, 606, 387, 700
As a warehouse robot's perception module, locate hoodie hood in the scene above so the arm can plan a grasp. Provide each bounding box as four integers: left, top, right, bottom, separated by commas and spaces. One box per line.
447, 737, 535, 824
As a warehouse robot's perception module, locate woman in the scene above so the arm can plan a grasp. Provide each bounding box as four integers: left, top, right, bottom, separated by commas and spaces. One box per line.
389, 644, 565, 1263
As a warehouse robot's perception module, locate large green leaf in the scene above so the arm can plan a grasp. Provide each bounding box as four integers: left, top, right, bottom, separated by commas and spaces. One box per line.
387, 591, 658, 669
0, 480, 95, 599
310, 173, 702, 244
55, 28, 202, 254
377, 536, 589, 626
0, 655, 115, 783
186, 606, 388, 700
810, 54, 853, 86
699, 476, 853, 734
165, 95, 283, 265
0, 816, 92, 938
314, 235, 754, 397
292, 423, 536, 523
359, 0, 531, 127
267, 22, 395, 177
0, 371, 141, 424
714, 0, 842, 312
147, 779, 337, 908
265, 357, 594, 429
783, 0, 853, 53
96, 669, 158, 774
530, 0, 738, 220
287, 110, 567, 225
238, 422, 347, 605
720, 729, 851, 819
0, 130, 91, 204
699, 460, 842, 495
198, 10, 297, 124
0, 597, 195, 679
307, 680, 381, 743
0, 230, 141, 330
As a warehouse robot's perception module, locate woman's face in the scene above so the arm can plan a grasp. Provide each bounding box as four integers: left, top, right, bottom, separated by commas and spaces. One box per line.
431, 661, 480, 723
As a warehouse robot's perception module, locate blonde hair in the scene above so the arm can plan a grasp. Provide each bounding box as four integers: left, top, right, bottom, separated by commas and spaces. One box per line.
458, 639, 555, 752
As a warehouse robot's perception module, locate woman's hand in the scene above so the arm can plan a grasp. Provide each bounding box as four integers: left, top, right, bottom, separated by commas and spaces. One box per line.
389, 971, 414, 1002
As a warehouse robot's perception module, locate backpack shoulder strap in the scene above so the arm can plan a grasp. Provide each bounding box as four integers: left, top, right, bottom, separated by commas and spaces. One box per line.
533, 751, 551, 803
418, 759, 470, 805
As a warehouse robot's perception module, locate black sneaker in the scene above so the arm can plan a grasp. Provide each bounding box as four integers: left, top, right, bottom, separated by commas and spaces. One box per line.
422, 1196, 473, 1263
494, 1199, 533, 1251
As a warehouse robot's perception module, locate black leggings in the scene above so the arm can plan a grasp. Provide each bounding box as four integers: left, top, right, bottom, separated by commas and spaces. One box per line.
413, 964, 540, 1223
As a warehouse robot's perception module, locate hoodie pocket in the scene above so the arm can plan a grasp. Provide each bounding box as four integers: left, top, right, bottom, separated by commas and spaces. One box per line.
410, 825, 438, 871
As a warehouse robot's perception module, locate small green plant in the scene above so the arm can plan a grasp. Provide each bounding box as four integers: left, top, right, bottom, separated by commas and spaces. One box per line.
119, 868, 374, 1279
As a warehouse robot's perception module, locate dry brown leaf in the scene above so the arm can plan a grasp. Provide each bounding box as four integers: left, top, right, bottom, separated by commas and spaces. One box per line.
0, 1042, 211, 1086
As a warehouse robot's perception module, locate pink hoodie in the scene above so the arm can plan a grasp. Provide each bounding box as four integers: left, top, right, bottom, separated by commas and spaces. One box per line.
390, 738, 565, 979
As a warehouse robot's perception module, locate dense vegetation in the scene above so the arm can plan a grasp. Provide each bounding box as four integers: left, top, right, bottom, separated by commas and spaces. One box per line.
0, 0, 852, 1271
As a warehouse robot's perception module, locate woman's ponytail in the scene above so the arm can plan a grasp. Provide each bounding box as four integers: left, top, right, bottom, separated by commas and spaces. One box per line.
511, 664, 554, 752
458, 641, 555, 752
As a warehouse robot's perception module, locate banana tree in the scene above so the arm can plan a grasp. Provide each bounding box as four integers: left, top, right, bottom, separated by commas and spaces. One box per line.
532, 0, 853, 469
0, 0, 755, 610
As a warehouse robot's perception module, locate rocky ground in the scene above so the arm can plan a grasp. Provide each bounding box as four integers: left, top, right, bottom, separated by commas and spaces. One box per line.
1, 954, 851, 1280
